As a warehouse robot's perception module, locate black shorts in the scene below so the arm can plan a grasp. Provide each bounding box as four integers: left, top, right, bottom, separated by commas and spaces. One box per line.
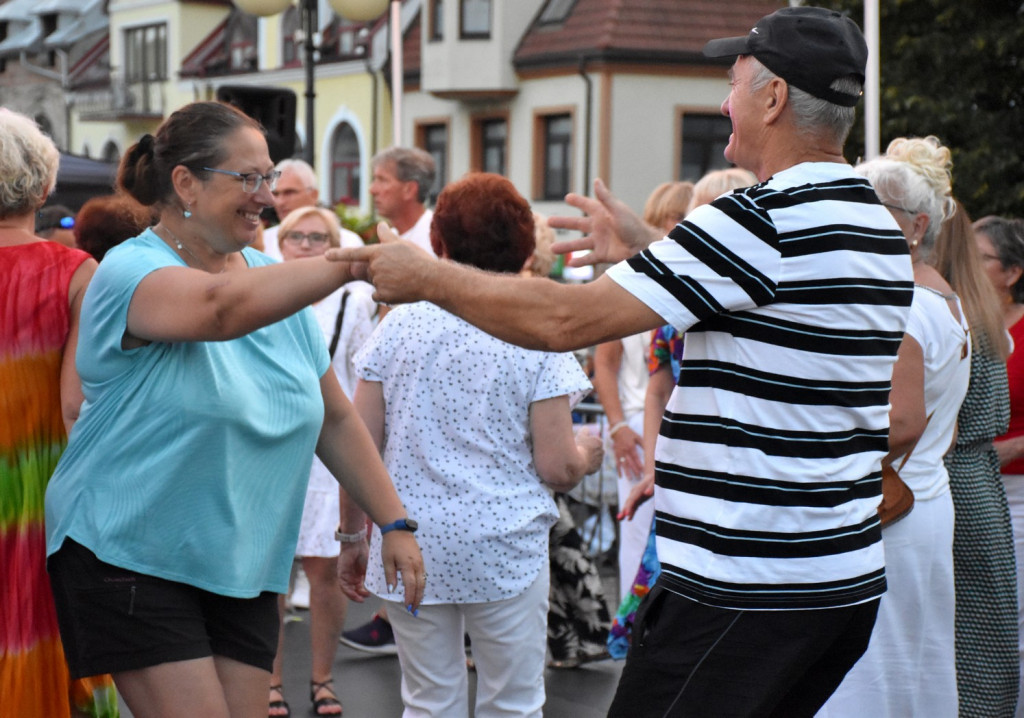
48, 538, 279, 678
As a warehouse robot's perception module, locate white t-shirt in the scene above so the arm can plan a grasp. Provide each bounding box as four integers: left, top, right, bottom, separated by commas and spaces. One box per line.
400, 208, 435, 256
618, 331, 650, 419
894, 286, 970, 500
355, 301, 591, 604
305, 281, 378, 494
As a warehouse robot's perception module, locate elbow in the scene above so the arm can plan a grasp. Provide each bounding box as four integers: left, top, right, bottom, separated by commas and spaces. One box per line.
537, 307, 593, 354
536, 459, 587, 494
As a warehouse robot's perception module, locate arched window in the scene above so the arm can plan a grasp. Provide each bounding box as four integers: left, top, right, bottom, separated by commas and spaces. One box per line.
330, 122, 360, 206
282, 6, 300, 67
102, 141, 120, 163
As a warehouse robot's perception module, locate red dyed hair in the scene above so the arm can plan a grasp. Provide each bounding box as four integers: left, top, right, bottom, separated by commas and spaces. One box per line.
430, 173, 535, 273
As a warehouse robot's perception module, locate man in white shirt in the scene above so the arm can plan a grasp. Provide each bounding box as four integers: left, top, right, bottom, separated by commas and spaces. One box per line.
369, 147, 437, 255
329, 8, 914, 715
263, 158, 362, 260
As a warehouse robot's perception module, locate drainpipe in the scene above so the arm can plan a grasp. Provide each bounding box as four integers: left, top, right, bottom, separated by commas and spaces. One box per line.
577, 55, 592, 193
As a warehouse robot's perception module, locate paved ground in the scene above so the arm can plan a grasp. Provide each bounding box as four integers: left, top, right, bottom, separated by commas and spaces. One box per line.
118, 567, 625, 717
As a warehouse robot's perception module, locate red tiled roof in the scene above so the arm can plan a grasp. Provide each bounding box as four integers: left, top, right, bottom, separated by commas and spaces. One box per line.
515, 0, 786, 69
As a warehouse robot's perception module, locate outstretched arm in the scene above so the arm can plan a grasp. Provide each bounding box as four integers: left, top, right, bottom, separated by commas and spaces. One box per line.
547, 179, 663, 267
327, 224, 666, 353
126, 256, 359, 344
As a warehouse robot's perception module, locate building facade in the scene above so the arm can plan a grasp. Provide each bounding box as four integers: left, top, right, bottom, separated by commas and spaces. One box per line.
0, 0, 784, 218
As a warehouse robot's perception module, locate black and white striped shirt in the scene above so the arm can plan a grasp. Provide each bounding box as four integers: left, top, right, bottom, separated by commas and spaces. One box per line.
607, 162, 913, 610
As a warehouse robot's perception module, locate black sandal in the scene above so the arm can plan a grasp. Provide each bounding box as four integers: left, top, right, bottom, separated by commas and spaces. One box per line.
268, 684, 290, 717
310, 678, 343, 716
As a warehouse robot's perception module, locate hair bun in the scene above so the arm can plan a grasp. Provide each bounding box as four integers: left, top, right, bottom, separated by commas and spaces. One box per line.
137, 134, 155, 157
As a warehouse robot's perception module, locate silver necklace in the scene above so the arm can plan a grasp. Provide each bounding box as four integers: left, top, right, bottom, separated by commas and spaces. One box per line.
158, 224, 225, 274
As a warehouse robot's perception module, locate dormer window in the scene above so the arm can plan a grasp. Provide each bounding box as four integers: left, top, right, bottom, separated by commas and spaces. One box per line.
460, 0, 489, 39
538, 0, 576, 26
429, 0, 443, 41
40, 13, 57, 66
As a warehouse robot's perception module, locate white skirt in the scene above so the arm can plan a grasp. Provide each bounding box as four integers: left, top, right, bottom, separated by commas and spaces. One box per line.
817, 490, 957, 718
294, 457, 340, 558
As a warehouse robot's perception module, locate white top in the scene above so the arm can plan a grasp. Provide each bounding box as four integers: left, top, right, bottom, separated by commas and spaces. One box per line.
305, 281, 377, 494
355, 301, 591, 604
262, 223, 364, 261
618, 331, 650, 419
893, 285, 970, 500
400, 208, 435, 256
606, 162, 914, 610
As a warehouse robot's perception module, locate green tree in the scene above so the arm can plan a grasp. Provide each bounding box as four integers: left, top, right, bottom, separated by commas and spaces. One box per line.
818, 0, 1024, 218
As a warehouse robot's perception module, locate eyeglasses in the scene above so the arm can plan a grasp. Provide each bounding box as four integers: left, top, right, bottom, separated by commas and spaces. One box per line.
202, 167, 282, 193
282, 230, 330, 246
882, 202, 918, 216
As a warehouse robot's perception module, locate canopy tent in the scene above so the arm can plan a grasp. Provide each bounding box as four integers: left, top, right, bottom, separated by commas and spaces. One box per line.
47, 153, 118, 212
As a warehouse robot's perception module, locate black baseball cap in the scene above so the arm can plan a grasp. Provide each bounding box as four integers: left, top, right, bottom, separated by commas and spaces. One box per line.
702, 6, 867, 108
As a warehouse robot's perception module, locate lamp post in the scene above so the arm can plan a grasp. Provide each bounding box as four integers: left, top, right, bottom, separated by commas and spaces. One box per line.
232, 0, 394, 170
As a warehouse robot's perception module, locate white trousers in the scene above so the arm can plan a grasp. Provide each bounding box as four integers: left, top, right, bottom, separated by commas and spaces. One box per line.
817, 491, 957, 718
386, 569, 549, 718
616, 411, 654, 601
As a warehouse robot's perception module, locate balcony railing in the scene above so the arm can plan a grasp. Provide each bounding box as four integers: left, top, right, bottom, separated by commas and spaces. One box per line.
75, 77, 165, 120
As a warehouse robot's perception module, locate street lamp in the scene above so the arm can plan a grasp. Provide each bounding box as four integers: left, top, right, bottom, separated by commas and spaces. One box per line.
232, 0, 393, 168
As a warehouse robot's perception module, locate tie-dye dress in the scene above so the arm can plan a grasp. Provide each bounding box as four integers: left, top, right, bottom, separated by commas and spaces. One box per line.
0, 240, 118, 717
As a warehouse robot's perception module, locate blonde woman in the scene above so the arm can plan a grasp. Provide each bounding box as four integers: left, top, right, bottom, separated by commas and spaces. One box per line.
821, 136, 968, 718
268, 205, 376, 716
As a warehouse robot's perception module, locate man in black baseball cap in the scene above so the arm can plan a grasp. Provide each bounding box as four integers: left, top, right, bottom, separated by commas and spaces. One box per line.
323, 7, 909, 716
703, 6, 868, 108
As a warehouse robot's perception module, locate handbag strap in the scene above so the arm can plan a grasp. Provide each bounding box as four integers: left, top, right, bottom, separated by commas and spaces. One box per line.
327, 289, 350, 359
892, 411, 935, 473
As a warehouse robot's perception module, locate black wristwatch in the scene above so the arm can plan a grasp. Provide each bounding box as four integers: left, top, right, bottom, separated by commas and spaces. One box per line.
379, 518, 418, 535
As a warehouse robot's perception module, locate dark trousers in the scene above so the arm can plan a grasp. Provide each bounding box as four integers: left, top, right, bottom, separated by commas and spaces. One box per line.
607, 584, 879, 718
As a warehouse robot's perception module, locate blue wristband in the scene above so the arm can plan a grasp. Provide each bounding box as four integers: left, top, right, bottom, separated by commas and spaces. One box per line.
379, 518, 418, 535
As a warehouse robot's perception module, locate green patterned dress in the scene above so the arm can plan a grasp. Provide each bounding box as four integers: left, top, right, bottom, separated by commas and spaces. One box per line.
944, 332, 1019, 717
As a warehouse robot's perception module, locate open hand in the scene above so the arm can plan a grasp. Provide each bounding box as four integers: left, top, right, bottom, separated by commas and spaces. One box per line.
617, 472, 655, 521
547, 179, 662, 267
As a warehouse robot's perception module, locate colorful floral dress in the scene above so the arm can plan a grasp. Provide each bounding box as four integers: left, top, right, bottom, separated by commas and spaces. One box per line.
0, 241, 118, 717
607, 324, 684, 658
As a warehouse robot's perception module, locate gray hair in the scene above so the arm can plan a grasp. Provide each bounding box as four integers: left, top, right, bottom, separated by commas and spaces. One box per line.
748, 58, 859, 148
0, 108, 60, 219
975, 215, 1024, 303
856, 136, 954, 253
275, 158, 317, 189
372, 147, 436, 204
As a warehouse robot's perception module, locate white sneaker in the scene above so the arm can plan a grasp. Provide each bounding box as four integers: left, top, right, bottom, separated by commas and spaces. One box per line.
290, 566, 310, 609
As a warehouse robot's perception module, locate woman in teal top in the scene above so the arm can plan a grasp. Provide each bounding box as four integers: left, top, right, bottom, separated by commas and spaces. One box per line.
44, 101, 424, 718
